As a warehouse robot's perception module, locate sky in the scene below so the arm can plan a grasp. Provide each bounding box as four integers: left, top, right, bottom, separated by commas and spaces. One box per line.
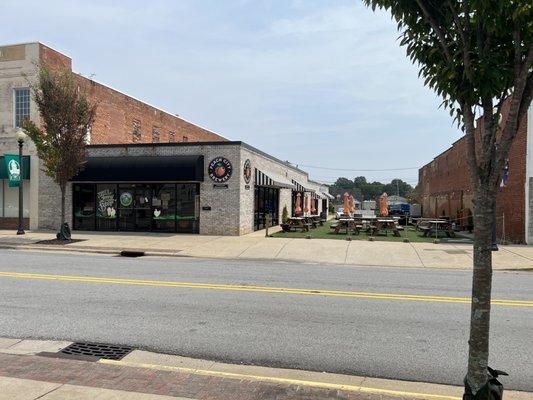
0, 0, 463, 187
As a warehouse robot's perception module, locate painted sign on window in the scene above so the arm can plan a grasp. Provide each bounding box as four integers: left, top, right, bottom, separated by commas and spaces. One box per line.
97, 189, 116, 218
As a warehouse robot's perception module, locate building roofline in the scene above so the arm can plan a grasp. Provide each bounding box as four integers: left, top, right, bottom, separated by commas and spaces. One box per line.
419, 135, 466, 171
0, 41, 227, 142
87, 141, 310, 175
87, 141, 241, 149
0, 41, 73, 60
75, 74, 230, 141
240, 142, 308, 175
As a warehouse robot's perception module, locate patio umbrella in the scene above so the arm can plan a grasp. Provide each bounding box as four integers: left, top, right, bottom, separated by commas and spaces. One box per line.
379, 192, 389, 217
311, 196, 316, 214
349, 195, 356, 214
295, 192, 302, 216
343, 192, 350, 215
304, 194, 310, 215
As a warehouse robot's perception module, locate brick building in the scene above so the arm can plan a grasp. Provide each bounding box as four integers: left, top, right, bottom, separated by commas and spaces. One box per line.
418, 104, 532, 244
0, 42, 331, 235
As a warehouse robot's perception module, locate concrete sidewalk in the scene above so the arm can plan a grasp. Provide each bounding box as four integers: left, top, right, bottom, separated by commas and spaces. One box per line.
1, 229, 533, 270
1, 338, 531, 400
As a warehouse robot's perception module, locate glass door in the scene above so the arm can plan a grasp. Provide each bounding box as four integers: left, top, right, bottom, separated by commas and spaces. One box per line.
134, 185, 152, 231
176, 183, 199, 233
152, 184, 176, 232
118, 185, 135, 231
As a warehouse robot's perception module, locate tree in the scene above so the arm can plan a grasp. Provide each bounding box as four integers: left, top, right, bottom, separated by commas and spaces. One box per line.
363, 1, 532, 396
24, 64, 98, 238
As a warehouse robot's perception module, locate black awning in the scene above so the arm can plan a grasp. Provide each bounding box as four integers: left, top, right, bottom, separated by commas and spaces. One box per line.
72, 155, 204, 182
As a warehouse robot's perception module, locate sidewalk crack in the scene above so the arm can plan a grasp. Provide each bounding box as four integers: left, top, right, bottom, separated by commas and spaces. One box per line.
273, 239, 291, 259
34, 383, 65, 399
344, 240, 351, 264
408, 242, 426, 268
6, 339, 23, 349
500, 246, 533, 261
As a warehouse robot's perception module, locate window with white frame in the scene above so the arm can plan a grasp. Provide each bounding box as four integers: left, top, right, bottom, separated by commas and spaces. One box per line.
14, 88, 30, 128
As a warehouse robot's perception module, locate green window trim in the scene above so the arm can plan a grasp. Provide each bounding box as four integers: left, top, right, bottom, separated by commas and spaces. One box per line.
0, 155, 31, 180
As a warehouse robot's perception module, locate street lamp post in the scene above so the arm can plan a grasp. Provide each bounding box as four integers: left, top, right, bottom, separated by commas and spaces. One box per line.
16, 128, 27, 235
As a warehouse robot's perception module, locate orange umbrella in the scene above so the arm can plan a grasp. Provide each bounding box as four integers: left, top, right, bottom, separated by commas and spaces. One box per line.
349, 195, 356, 214
311, 196, 316, 214
343, 192, 350, 215
304, 194, 310, 214
379, 192, 389, 217
295, 192, 302, 216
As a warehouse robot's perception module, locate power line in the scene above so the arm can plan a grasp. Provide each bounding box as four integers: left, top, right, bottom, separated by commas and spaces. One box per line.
297, 164, 420, 172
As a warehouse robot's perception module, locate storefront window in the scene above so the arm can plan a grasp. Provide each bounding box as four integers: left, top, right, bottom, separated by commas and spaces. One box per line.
73, 184, 95, 230
176, 183, 199, 233
96, 184, 117, 231
152, 184, 176, 232
254, 186, 279, 231
73, 182, 200, 233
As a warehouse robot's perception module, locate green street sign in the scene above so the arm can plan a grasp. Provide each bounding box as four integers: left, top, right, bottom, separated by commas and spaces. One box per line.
4, 154, 21, 187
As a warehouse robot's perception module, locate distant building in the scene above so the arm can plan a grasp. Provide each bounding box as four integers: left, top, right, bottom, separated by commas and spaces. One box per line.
418, 103, 532, 244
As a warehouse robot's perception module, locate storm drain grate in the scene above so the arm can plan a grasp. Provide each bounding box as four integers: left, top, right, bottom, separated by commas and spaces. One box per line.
120, 250, 145, 258
60, 342, 133, 360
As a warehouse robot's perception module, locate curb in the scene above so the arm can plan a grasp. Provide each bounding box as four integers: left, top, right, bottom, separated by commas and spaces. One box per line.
0, 244, 183, 258
1, 242, 532, 271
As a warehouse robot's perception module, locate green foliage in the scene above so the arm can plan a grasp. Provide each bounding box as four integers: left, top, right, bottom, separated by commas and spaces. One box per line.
282, 205, 289, 223
329, 176, 413, 201
24, 65, 97, 190
363, 0, 532, 124
23, 64, 97, 227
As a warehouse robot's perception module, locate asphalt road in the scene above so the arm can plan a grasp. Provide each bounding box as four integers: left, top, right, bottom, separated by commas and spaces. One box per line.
0, 249, 531, 391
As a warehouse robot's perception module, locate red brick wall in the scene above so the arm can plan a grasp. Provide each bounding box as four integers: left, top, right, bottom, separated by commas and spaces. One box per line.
419, 109, 528, 243
0, 218, 29, 230
39, 44, 72, 70
38, 44, 227, 145
75, 75, 227, 145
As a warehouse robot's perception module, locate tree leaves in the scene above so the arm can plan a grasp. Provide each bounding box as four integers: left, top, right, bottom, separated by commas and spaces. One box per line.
23, 64, 98, 190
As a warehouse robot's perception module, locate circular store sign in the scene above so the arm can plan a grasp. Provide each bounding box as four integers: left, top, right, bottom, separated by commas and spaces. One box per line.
119, 192, 133, 207
209, 157, 233, 183
243, 159, 251, 184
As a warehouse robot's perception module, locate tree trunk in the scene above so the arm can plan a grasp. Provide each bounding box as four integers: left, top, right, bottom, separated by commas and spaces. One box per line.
465, 187, 495, 395
60, 184, 66, 229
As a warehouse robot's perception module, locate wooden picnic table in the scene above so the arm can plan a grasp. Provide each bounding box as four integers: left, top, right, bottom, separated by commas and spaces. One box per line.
421, 220, 456, 237
368, 218, 401, 237
330, 218, 361, 235
308, 215, 326, 226
302, 216, 319, 228
286, 217, 310, 232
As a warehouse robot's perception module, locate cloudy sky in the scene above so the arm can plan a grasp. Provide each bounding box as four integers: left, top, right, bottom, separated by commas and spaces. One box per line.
0, 0, 463, 186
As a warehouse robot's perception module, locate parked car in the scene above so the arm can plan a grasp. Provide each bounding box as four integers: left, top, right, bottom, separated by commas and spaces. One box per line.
335, 207, 345, 219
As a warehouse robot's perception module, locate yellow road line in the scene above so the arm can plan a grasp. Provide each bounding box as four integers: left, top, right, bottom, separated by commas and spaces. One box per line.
0, 271, 531, 307
100, 359, 461, 400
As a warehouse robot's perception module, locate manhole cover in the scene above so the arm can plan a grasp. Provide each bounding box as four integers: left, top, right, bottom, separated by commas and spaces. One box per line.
60, 342, 133, 360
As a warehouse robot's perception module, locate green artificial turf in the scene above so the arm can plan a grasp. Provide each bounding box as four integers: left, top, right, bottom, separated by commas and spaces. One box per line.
272, 220, 469, 243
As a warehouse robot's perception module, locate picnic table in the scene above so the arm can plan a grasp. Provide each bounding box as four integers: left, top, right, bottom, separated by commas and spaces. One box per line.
420, 220, 456, 238
309, 215, 326, 226
369, 218, 401, 237
330, 218, 361, 235
302, 216, 319, 229
285, 217, 311, 232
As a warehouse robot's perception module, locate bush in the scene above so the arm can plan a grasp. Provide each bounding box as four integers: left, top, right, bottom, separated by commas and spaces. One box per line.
282, 205, 289, 223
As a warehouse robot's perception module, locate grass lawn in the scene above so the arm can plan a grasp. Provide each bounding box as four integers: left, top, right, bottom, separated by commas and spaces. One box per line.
272, 220, 470, 243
